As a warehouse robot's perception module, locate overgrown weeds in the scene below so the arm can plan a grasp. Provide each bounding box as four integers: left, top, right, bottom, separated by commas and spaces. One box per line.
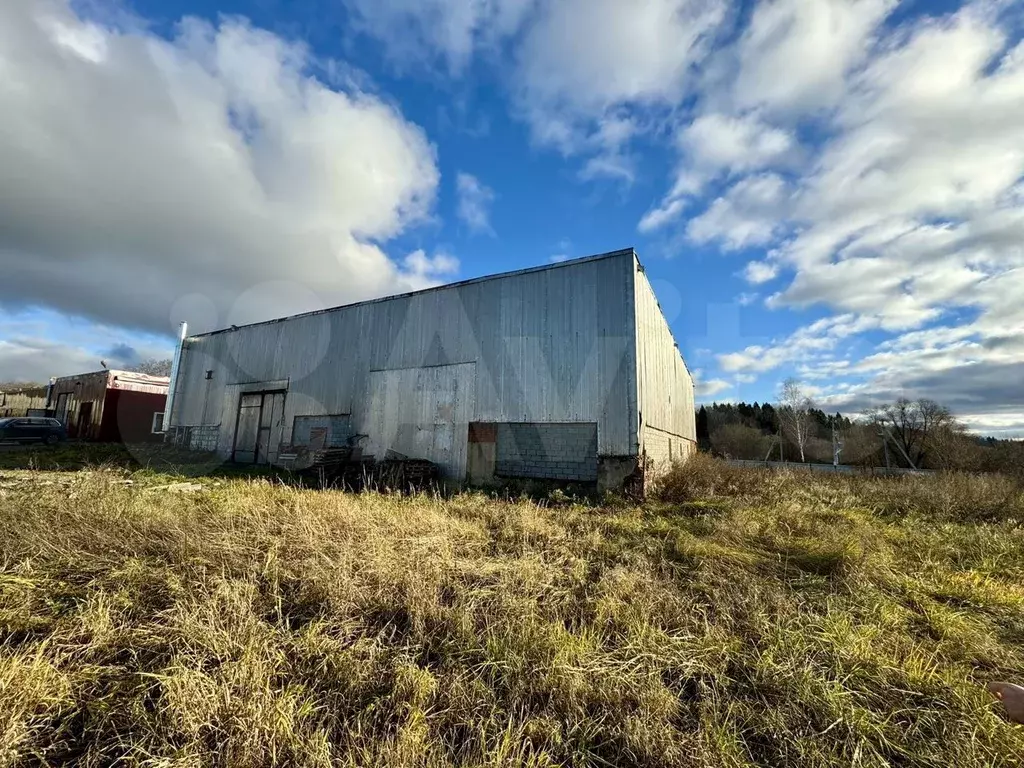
655, 452, 1024, 523
1, 457, 1023, 766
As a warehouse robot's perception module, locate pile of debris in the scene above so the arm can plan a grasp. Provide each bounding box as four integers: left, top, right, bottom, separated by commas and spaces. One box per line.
305, 458, 439, 492
276, 442, 439, 492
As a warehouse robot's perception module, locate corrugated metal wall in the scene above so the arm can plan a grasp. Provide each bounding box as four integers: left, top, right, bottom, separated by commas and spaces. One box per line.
48, 371, 110, 439
170, 252, 638, 468
633, 259, 696, 473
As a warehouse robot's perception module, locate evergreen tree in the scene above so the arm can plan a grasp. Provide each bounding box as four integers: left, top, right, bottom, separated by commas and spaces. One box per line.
696, 406, 711, 450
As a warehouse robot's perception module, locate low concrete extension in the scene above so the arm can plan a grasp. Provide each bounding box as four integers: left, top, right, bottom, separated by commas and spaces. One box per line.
467, 420, 645, 494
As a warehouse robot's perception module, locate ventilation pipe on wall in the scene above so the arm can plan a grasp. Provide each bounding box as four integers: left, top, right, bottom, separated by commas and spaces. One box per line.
160, 321, 188, 436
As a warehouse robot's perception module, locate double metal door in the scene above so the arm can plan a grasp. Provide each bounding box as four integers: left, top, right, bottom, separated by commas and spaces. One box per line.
233, 391, 285, 464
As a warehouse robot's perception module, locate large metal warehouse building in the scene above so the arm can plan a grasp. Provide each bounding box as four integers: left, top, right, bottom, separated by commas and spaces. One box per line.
165, 249, 695, 491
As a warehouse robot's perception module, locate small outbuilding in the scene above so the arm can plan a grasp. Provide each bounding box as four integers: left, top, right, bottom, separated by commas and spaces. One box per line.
47, 370, 169, 442
164, 248, 695, 492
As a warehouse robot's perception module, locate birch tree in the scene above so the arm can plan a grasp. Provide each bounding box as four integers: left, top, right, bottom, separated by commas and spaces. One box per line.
778, 378, 814, 463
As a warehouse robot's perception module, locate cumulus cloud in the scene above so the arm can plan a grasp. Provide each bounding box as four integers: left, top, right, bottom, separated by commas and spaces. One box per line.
345, 0, 727, 175
513, 0, 726, 145
640, 112, 796, 230
403, 249, 460, 277
695, 378, 732, 397
456, 173, 496, 234
743, 261, 779, 284
686, 173, 790, 249
732, 0, 896, 112
335, 0, 1024, 432
717, 314, 878, 374
0, 0, 442, 336
639, 1, 1024, 431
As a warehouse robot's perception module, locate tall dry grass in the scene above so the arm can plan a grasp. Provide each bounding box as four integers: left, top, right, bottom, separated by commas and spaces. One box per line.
1, 457, 1023, 766
657, 452, 1024, 522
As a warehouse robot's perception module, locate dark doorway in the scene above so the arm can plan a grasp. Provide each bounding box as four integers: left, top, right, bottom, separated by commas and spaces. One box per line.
76, 402, 94, 439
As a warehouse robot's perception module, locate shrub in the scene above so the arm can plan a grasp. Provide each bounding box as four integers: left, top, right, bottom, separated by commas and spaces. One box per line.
709, 423, 772, 460
654, 452, 789, 504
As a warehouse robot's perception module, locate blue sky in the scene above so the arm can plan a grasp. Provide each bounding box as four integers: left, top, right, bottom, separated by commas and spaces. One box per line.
1, 0, 1023, 435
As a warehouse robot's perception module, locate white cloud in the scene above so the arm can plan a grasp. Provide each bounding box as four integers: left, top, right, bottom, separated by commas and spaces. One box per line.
641, 112, 796, 229
717, 314, 877, 374
639, 199, 688, 234
0, 337, 175, 383
733, 0, 897, 112
513, 0, 726, 144
738, 4, 1024, 362
0, 0, 442, 336
403, 249, 461, 277
696, 378, 732, 397
345, 0, 728, 173
743, 261, 779, 284
687, 173, 789, 249
456, 172, 496, 233
681, 112, 795, 172
549, 237, 573, 263
642, 0, 893, 231
512, 0, 730, 186
678, 1, 1024, 430
816, 323, 1024, 436
342, 0, 537, 74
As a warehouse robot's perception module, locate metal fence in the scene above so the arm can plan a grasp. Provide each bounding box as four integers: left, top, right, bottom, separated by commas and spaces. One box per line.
727, 460, 936, 476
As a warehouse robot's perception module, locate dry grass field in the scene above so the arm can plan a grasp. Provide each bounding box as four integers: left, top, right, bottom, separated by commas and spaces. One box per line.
2, 452, 1024, 767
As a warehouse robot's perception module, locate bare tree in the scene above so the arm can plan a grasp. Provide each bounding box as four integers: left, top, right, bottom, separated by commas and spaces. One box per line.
777, 378, 814, 462
125, 358, 173, 377
865, 398, 958, 469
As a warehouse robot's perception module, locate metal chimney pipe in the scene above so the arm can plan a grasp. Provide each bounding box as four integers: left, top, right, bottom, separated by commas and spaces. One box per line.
162, 321, 187, 438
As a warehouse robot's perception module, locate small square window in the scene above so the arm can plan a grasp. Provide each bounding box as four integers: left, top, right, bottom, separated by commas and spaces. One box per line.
205, 370, 214, 380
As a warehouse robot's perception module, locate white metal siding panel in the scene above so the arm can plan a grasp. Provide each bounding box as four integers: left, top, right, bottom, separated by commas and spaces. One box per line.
170, 253, 638, 464
634, 259, 696, 468
368, 363, 475, 479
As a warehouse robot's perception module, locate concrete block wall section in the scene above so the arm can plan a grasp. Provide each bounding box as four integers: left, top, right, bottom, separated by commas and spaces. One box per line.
641, 425, 695, 477
165, 425, 220, 452
495, 422, 599, 482
188, 426, 220, 452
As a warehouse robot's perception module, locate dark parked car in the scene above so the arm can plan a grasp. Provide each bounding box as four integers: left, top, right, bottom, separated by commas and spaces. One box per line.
0, 417, 67, 445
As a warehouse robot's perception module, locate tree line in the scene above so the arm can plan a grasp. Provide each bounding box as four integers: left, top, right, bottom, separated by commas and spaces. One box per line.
697, 379, 1023, 478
